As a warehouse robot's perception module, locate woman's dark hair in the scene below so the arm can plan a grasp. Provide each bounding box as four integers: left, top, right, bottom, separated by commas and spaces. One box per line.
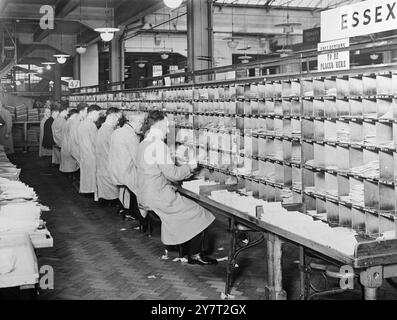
67, 108, 78, 119
77, 102, 88, 112
141, 110, 166, 137
50, 104, 60, 112
106, 107, 120, 116
87, 104, 101, 114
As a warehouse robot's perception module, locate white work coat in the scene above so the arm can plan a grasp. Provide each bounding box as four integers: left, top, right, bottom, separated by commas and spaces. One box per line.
108, 124, 140, 208
137, 130, 215, 245
96, 122, 118, 200
39, 116, 52, 157
51, 116, 65, 165
78, 119, 97, 194
0, 108, 14, 155
69, 116, 83, 164
60, 115, 79, 173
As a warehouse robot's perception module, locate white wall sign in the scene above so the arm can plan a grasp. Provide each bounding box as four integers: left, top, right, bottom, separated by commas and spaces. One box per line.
68, 80, 81, 89
321, 0, 397, 42
318, 38, 350, 72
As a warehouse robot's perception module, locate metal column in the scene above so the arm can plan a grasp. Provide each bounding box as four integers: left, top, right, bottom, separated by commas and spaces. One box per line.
187, 0, 213, 82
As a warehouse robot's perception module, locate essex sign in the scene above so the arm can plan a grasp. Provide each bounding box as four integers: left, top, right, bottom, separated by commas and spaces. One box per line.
321, 0, 397, 42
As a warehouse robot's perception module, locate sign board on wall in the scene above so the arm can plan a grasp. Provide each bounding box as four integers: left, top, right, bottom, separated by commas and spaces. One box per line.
318, 38, 350, 72
321, 0, 397, 42
68, 80, 80, 89
303, 27, 321, 47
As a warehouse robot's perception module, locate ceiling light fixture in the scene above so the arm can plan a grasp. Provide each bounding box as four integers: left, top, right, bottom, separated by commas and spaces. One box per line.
223, 6, 241, 49
164, 0, 183, 9
53, 54, 70, 64
238, 55, 252, 64
370, 53, 379, 61
76, 0, 87, 54
161, 52, 169, 60
136, 60, 148, 68
95, 27, 120, 42
75, 44, 87, 55
95, 0, 120, 42
42, 62, 56, 70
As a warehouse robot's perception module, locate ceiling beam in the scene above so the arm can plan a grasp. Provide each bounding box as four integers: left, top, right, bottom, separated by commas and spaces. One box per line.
115, 0, 164, 27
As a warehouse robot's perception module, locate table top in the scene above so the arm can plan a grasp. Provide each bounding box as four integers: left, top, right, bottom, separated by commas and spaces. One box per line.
180, 185, 397, 268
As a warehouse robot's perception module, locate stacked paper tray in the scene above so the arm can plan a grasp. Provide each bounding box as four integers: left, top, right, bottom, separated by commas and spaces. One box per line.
27, 108, 39, 122
15, 105, 27, 122
0, 234, 38, 288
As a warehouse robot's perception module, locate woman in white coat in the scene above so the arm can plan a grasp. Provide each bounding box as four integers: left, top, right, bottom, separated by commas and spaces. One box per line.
77, 104, 101, 197
108, 113, 145, 224
137, 110, 217, 265
39, 108, 52, 157
0, 103, 14, 155
60, 109, 79, 175
95, 107, 121, 203
69, 103, 88, 166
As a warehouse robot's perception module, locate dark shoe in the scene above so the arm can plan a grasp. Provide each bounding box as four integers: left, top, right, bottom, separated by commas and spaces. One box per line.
188, 254, 218, 266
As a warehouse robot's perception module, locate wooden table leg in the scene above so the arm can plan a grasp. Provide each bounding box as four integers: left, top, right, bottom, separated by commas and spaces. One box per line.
265, 234, 287, 300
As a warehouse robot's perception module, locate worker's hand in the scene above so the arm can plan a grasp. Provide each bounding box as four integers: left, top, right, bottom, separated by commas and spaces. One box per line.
4, 134, 9, 139
188, 159, 198, 171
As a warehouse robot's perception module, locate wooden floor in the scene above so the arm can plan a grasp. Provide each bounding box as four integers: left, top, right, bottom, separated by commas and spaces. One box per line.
1, 152, 397, 300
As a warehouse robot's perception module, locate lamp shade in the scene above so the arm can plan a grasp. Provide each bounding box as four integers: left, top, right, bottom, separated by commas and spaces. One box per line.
95, 28, 120, 42
76, 45, 87, 55
53, 54, 70, 64
100, 32, 114, 42
136, 59, 148, 68
223, 36, 241, 49
164, 0, 183, 9
161, 52, 169, 60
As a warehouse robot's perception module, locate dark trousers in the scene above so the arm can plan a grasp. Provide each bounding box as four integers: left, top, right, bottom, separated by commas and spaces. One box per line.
128, 190, 145, 222
182, 231, 205, 256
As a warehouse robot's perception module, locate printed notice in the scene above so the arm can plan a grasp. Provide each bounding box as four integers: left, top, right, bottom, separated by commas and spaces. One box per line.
318, 38, 350, 72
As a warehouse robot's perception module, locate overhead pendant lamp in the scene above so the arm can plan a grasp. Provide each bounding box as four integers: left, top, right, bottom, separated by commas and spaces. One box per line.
53, 54, 70, 64
136, 59, 148, 68
237, 54, 252, 64
94, 0, 120, 42
75, 45, 87, 55
42, 62, 56, 70
223, 6, 241, 49
164, 0, 183, 9
53, 31, 70, 64
76, 0, 87, 54
95, 28, 120, 42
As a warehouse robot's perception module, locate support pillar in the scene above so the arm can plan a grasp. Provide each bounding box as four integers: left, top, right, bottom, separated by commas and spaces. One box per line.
54, 63, 62, 102
80, 44, 99, 87
187, 0, 213, 82
73, 55, 80, 81
109, 34, 124, 89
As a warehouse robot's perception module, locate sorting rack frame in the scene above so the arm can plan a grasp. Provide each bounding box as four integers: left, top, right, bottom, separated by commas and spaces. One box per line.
69, 63, 397, 300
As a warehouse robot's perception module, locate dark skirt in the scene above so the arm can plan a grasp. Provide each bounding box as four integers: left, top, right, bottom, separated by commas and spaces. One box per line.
42, 117, 55, 149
